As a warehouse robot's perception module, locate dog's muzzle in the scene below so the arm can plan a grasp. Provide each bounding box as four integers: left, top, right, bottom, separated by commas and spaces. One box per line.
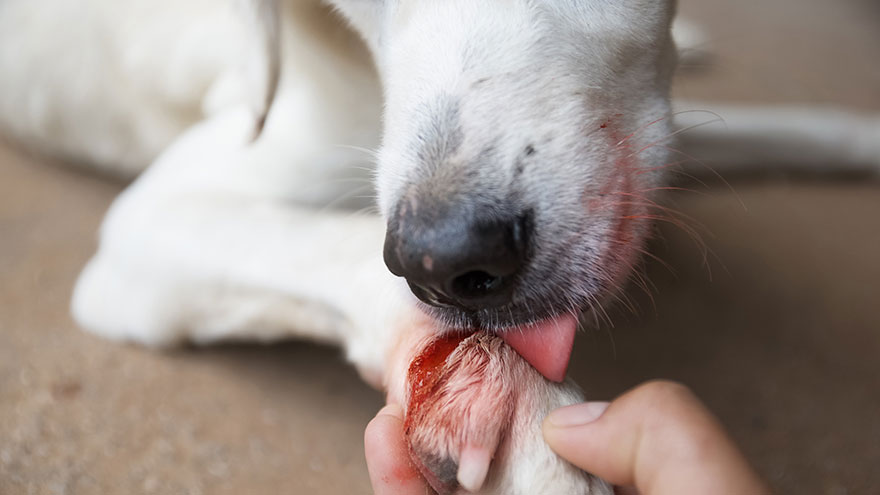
383, 201, 530, 312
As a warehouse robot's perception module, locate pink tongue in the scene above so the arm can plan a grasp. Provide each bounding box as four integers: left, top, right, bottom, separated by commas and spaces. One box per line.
499, 314, 578, 382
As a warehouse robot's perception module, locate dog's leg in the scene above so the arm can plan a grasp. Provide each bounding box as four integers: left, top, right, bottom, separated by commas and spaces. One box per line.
378, 327, 612, 495
0, 0, 252, 177
675, 103, 880, 176
71, 102, 408, 386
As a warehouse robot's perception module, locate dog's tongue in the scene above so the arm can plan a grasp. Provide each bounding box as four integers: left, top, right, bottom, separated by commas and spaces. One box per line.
498, 314, 578, 382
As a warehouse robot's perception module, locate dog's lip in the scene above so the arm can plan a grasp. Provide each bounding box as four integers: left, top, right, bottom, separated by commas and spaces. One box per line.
497, 313, 578, 382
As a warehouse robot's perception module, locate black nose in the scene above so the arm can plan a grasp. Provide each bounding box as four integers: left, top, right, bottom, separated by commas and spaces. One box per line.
383, 204, 530, 310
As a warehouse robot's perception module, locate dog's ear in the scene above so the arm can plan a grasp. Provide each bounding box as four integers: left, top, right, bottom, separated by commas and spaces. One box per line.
238, 0, 280, 141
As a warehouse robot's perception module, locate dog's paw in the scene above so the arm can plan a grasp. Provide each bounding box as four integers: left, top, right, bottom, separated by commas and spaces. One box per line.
71, 252, 188, 347
402, 332, 612, 495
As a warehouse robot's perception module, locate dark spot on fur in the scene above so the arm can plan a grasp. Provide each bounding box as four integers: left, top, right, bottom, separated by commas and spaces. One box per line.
472, 77, 491, 88
515, 145, 536, 175
480, 145, 497, 161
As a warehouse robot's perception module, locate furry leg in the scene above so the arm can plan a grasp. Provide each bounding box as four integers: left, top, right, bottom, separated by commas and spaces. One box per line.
71, 106, 409, 386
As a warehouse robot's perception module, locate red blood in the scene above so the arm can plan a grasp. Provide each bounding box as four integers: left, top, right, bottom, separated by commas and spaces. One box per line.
405, 333, 469, 432
390, 465, 420, 484
404, 332, 472, 494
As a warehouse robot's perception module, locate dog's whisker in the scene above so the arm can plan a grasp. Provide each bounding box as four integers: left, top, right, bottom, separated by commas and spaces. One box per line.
311, 176, 376, 187
596, 294, 615, 328
670, 108, 727, 123
344, 205, 381, 221
634, 207, 726, 282
606, 237, 676, 275
601, 195, 709, 232
560, 292, 580, 323
669, 168, 715, 190
632, 185, 711, 197
607, 284, 638, 316
332, 143, 381, 160
581, 292, 601, 329
628, 265, 658, 314
621, 213, 706, 246
602, 191, 705, 229
620, 212, 712, 269
347, 165, 380, 175
583, 273, 615, 328
623, 116, 725, 159
660, 145, 747, 212
633, 158, 694, 175
612, 113, 675, 148
315, 184, 376, 214
611, 108, 724, 152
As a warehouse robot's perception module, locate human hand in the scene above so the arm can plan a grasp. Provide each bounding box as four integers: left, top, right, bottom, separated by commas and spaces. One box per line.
365, 381, 770, 495
364, 403, 429, 495
542, 380, 770, 495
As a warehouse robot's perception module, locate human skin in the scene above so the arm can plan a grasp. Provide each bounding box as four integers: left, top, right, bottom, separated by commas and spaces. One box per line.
365, 380, 770, 495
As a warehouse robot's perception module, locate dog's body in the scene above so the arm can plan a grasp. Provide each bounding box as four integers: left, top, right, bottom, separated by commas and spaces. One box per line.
2, 0, 878, 493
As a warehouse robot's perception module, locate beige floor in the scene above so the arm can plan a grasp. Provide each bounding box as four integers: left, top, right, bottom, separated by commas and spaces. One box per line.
2, 0, 879, 494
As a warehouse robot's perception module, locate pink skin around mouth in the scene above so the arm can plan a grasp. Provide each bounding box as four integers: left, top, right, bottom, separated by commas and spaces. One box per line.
497, 313, 579, 383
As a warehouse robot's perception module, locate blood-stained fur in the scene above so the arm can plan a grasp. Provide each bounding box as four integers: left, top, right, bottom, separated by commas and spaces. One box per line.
402, 332, 611, 494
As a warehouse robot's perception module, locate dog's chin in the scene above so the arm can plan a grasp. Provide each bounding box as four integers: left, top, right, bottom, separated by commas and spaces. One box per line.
417, 294, 589, 332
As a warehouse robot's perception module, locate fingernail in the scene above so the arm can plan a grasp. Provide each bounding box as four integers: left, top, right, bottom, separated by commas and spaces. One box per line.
546, 402, 610, 428
377, 403, 404, 419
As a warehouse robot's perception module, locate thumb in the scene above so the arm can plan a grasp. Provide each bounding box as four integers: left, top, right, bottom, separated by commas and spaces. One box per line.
365, 404, 433, 495
542, 381, 770, 495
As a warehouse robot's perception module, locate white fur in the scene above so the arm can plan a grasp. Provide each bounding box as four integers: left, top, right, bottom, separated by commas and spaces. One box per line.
1, 0, 877, 493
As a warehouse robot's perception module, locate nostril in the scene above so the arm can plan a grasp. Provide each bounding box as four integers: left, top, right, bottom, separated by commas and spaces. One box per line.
451, 271, 505, 301
385, 201, 533, 311
408, 281, 457, 308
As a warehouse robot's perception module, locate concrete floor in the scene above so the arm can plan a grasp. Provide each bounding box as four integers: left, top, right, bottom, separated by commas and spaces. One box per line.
1, 0, 879, 494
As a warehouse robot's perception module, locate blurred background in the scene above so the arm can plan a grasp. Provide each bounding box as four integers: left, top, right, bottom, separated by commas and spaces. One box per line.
1, 0, 878, 493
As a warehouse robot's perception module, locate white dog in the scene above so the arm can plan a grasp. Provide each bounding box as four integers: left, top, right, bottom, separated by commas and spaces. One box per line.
1, 0, 878, 493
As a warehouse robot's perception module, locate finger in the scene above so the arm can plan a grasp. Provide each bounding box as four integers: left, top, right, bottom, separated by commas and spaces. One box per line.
365, 404, 433, 495
543, 380, 770, 495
